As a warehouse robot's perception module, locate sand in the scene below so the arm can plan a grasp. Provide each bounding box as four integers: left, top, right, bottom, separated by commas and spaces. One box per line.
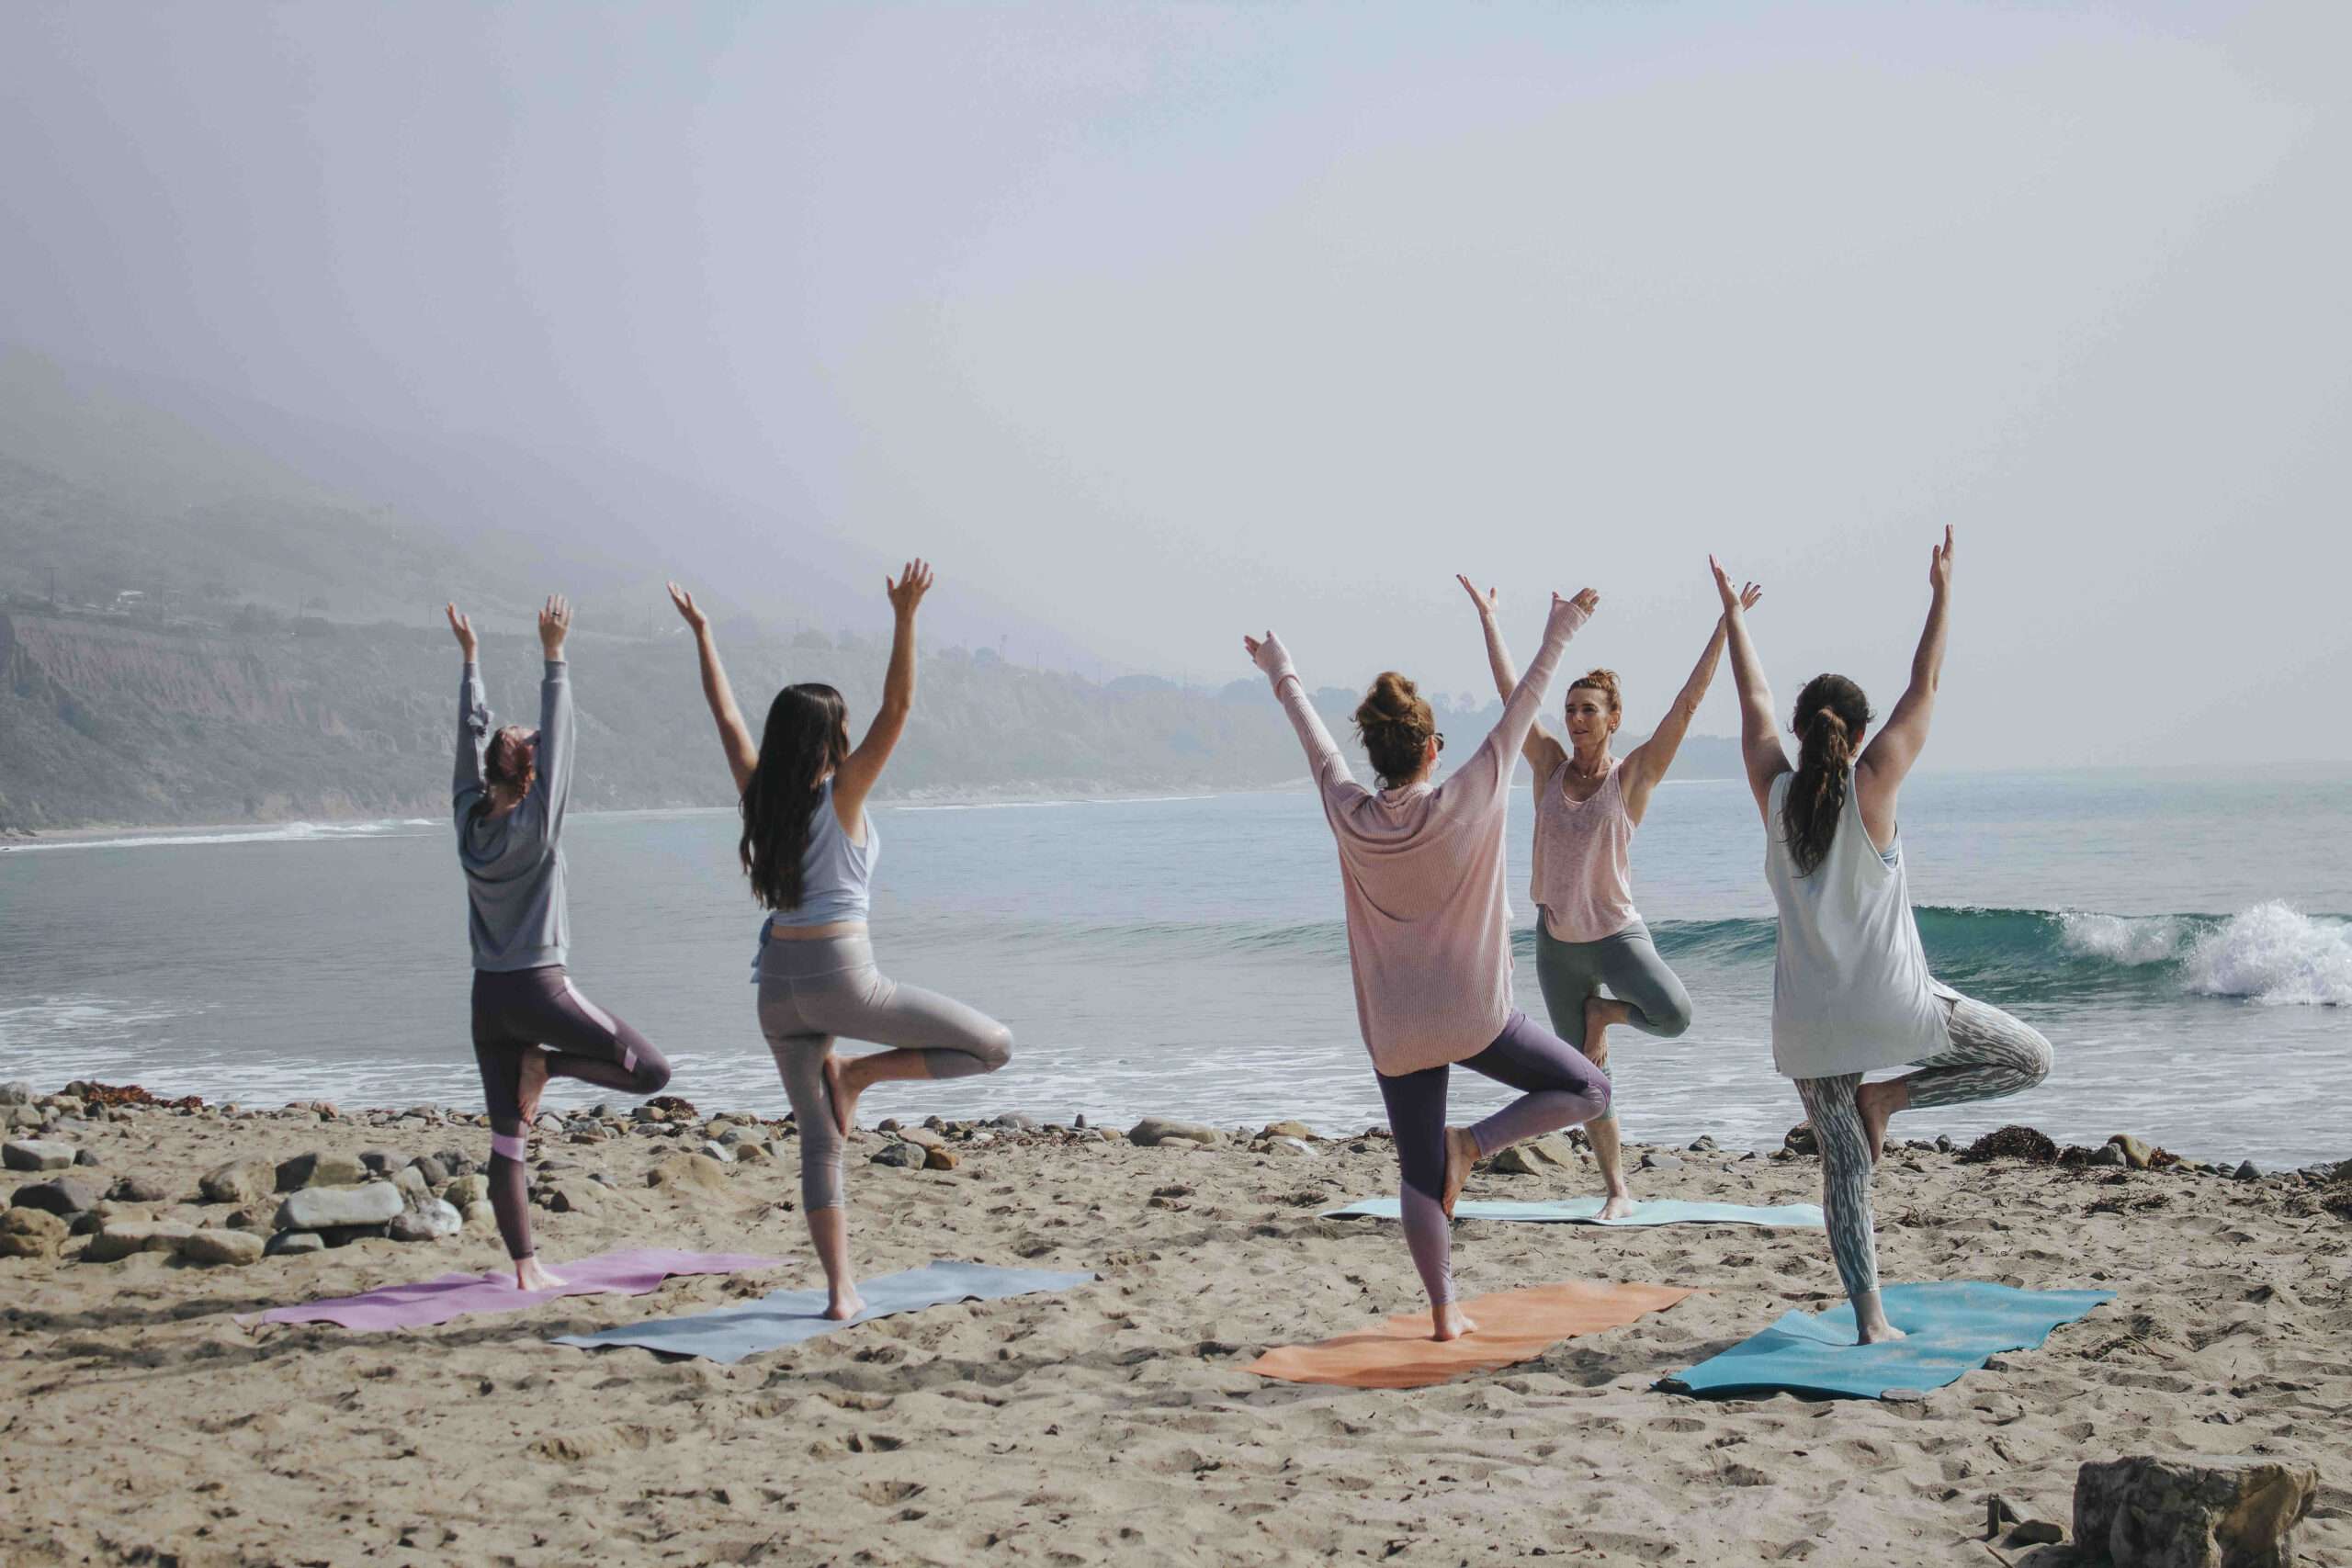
4, 1096, 2346, 1567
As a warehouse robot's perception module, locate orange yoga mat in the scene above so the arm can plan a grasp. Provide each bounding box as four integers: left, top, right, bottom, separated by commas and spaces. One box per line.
1249, 1280, 1700, 1389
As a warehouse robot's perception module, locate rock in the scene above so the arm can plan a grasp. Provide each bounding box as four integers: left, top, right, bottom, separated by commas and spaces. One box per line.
698, 1140, 735, 1164
1641, 1152, 1684, 1171
388, 1200, 463, 1242
871, 1142, 926, 1168
993, 1112, 1038, 1132
1935, 1133, 1955, 1153
1783, 1122, 1819, 1156
2233, 1161, 2262, 1181
410, 1155, 450, 1187
0, 1081, 31, 1105
444, 1173, 490, 1208
177, 1228, 266, 1267
1985, 1495, 2021, 1540
226, 1207, 273, 1231
266, 1230, 325, 1257
462, 1201, 497, 1232
1073, 1113, 1088, 1129
1490, 1145, 1552, 1176
734, 1142, 774, 1165
3, 1139, 78, 1172
2075, 1454, 2318, 1568
924, 1146, 960, 1171
435, 1148, 477, 1179
319, 1223, 390, 1247
718, 1126, 764, 1146
647, 1155, 733, 1195
1261, 1121, 1316, 1142
357, 1149, 398, 1175
1688, 1135, 1718, 1152
392, 1165, 434, 1205
899, 1127, 946, 1150
273, 1151, 369, 1191
0, 1205, 70, 1257
274, 1181, 404, 1232
199, 1158, 275, 1205
84, 1220, 198, 1262
10, 1176, 103, 1217
1262, 1137, 1315, 1157
544, 1182, 602, 1214
1128, 1118, 1220, 1148
2005, 1519, 2064, 1547
73, 1148, 100, 1166
2109, 1134, 2158, 1170
1958, 1125, 2061, 1165
2090, 1144, 2129, 1168
107, 1175, 172, 1203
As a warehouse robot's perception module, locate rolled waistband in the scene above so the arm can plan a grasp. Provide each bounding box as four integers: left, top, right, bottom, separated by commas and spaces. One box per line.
758, 931, 876, 981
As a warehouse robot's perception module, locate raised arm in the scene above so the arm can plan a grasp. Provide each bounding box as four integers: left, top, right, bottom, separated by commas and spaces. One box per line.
831, 558, 931, 823
1859, 526, 1954, 800
667, 583, 758, 795
1622, 583, 1763, 820
1710, 557, 1787, 821
534, 594, 575, 831
1453, 589, 1594, 807
1456, 574, 1566, 781
447, 604, 490, 809
1244, 631, 1356, 796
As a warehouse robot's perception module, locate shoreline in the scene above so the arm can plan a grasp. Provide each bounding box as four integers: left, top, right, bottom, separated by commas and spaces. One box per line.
5, 1079, 2346, 1563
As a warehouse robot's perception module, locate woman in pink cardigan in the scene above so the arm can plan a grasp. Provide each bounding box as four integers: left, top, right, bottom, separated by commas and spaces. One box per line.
1245, 589, 1612, 1341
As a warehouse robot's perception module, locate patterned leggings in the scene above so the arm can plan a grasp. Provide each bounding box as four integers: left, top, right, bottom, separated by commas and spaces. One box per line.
1793, 990, 2052, 1301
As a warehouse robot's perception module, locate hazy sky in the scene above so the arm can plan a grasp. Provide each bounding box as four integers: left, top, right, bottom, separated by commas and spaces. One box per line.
4, 2, 2346, 766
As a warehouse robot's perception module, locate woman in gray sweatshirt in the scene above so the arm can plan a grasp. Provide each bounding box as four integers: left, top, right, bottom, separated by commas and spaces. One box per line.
449, 595, 673, 1292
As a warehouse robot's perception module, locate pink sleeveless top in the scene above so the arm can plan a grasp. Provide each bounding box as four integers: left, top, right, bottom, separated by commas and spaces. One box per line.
1531, 757, 1640, 942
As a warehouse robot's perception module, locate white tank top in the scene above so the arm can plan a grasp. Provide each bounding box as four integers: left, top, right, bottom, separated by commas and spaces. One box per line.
1531, 758, 1640, 942
1764, 769, 1952, 1078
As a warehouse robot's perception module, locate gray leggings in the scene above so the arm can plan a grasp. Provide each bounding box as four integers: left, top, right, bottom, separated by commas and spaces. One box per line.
1793, 990, 2053, 1300
1533, 918, 1694, 1122
757, 933, 1013, 1212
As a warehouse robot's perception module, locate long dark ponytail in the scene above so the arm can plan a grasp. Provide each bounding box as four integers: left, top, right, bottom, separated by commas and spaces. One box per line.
1781, 673, 1873, 877
740, 683, 852, 910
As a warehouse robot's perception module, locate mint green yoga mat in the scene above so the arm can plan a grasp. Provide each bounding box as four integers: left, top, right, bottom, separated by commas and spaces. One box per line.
1326, 1196, 1826, 1228
1658, 1281, 2115, 1400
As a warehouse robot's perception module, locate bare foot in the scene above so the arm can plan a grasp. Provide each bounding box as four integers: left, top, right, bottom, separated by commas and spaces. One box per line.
1432, 1303, 1478, 1341
823, 1054, 858, 1139
1856, 1317, 1908, 1345
824, 1290, 865, 1322
1597, 1191, 1638, 1222
514, 1255, 566, 1292
1441, 1127, 1479, 1218
1855, 1079, 1902, 1165
1581, 995, 1622, 1068
515, 1048, 551, 1127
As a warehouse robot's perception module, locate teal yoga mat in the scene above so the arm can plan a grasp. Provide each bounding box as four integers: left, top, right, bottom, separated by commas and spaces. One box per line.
553, 1259, 1099, 1364
1326, 1196, 1826, 1228
1658, 1281, 2115, 1400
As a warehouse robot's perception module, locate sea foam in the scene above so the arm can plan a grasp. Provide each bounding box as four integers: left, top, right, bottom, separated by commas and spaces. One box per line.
2182, 901, 2352, 1008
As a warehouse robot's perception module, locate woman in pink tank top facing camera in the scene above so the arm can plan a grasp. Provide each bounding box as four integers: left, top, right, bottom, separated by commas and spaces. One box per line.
1458, 572, 1760, 1219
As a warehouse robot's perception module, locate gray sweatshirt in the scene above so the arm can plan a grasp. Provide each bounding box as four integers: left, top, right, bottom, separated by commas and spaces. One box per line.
454, 659, 573, 971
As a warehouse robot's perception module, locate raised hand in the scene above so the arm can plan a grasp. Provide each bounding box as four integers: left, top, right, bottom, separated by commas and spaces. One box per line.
1709, 555, 1747, 614
1455, 574, 1500, 619
1557, 587, 1600, 616
538, 593, 571, 656
886, 558, 935, 619
1929, 525, 1955, 596
1739, 581, 1764, 613
445, 603, 477, 660
666, 581, 708, 635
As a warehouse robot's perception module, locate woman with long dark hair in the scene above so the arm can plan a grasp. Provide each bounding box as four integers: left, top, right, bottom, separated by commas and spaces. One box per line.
448, 594, 673, 1291
1457, 573, 1759, 1219
1713, 529, 2051, 1342
669, 562, 1012, 1320
1246, 590, 1613, 1342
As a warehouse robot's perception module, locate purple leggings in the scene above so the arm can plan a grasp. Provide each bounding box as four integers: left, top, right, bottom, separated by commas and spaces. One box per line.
1375, 1010, 1611, 1307
471, 965, 672, 1260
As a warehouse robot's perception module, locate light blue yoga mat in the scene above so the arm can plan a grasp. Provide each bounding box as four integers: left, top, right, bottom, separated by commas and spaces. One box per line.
552, 1259, 1099, 1365
1326, 1196, 1826, 1228
1658, 1281, 2115, 1400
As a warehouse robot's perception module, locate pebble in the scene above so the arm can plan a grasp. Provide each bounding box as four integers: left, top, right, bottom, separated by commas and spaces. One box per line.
443, 1173, 490, 1208
199, 1158, 275, 1205
2089, 1145, 2128, 1168
0, 1205, 69, 1257
177, 1228, 266, 1267
732, 1142, 773, 1165
274, 1181, 403, 1232
73, 1148, 101, 1166
265, 1230, 325, 1257
698, 1140, 735, 1164
2109, 1134, 2157, 1170
358, 1149, 398, 1175
85, 1219, 198, 1262
392, 1165, 435, 1205
870, 1142, 926, 1168
924, 1146, 960, 1171
1128, 1117, 1221, 1149
993, 1112, 1039, 1132
107, 1175, 173, 1204
411, 1155, 450, 1187
3, 1139, 79, 1172
1641, 1153, 1684, 1171
273, 1151, 368, 1191
2233, 1160, 2262, 1181
10, 1176, 103, 1217
1687, 1135, 1718, 1153
0, 1081, 32, 1106
388, 1200, 463, 1242
1262, 1137, 1315, 1158
899, 1127, 946, 1150
1261, 1121, 1316, 1142
462, 1200, 497, 1232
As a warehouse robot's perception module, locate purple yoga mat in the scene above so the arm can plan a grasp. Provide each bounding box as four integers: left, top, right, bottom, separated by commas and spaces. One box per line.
236, 1248, 783, 1330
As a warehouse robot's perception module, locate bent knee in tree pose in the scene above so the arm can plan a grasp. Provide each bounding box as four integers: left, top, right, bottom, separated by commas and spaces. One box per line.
447, 595, 672, 1292
1245, 587, 1612, 1343
1712, 528, 2052, 1344
669, 561, 1012, 1323
1458, 571, 1758, 1219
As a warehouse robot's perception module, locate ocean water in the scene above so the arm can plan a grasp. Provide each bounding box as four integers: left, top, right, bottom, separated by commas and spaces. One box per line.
2, 770, 2346, 1167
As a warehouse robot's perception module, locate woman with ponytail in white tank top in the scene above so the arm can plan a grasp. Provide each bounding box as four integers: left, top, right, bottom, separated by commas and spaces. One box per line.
1457, 574, 1758, 1219
1713, 528, 2051, 1343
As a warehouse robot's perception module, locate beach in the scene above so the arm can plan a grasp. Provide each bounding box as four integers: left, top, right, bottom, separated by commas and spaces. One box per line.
5, 1087, 2346, 1566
